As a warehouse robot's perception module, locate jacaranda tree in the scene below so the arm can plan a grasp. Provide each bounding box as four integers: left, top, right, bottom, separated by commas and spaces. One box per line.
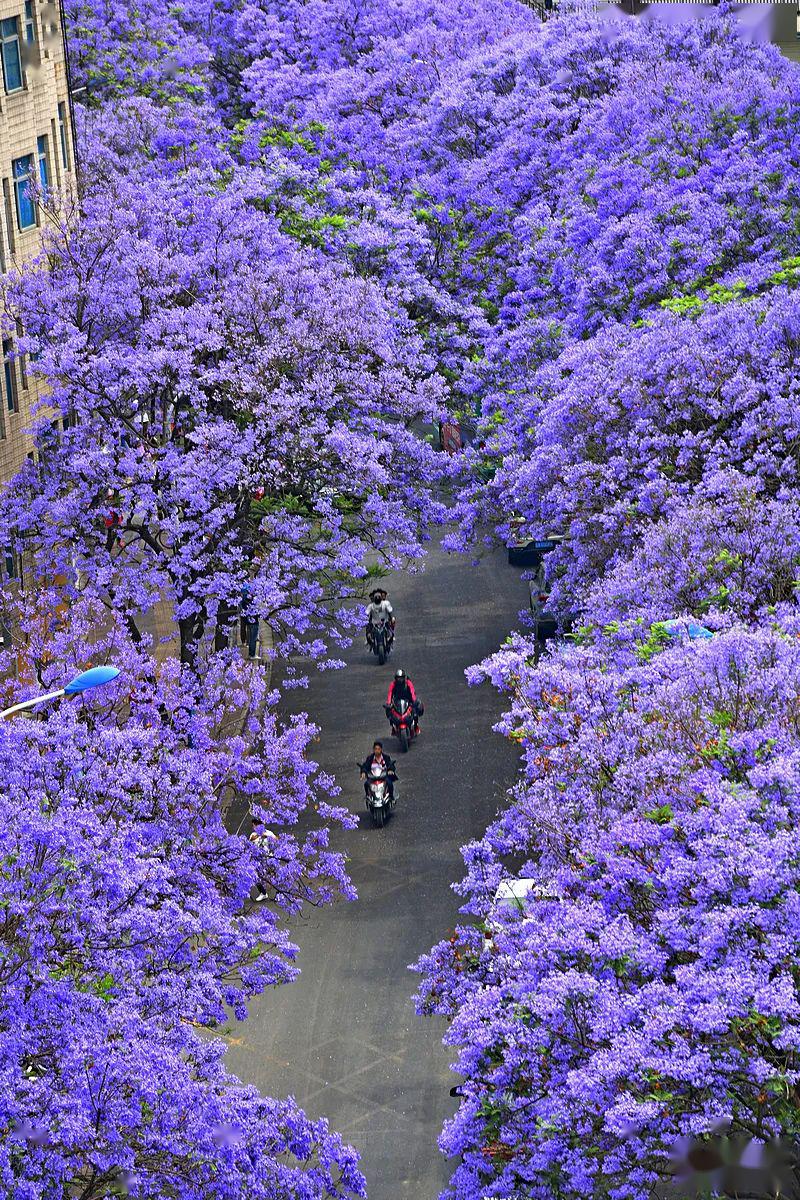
2, 159, 443, 667
417, 622, 800, 1199
0, 685, 365, 1198
8, 1, 800, 1197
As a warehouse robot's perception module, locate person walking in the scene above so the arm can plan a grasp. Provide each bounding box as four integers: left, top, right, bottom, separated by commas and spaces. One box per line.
249, 814, 277, 902
240, 582, 260, 659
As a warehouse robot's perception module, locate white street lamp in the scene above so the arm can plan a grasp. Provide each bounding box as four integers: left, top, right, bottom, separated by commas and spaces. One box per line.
0, 665, 120, 718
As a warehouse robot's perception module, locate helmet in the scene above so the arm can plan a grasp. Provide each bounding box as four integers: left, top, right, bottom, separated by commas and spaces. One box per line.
394, 669, 405, 682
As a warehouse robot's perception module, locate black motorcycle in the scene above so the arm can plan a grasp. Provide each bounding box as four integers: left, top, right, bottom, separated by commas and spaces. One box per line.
369, 617, 393, 666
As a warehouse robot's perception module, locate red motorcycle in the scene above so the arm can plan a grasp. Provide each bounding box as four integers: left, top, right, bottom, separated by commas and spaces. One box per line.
385, 695, 421, 753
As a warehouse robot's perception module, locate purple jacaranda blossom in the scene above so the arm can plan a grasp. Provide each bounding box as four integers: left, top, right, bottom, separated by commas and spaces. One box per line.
0, 665, 364, 1196
22, 3, 800, 1198
1, 161, 445, 669
583, 471, 800, 631
416, 622, 800, 1200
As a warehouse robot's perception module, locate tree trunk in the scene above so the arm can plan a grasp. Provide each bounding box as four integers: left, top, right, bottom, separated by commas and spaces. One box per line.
178, 610, 205, 667
126, 613, 143, 644
214, 600, 235, 652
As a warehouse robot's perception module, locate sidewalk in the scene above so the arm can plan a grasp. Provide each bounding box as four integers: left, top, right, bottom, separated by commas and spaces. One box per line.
137, 597, 273, 676
135, 599, 275, 830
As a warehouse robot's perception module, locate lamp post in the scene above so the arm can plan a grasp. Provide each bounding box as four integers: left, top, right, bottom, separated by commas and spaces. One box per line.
0, 665, 120, 718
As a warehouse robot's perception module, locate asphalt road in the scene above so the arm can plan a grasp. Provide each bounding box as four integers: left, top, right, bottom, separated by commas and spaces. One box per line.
225, 539, 526, 1199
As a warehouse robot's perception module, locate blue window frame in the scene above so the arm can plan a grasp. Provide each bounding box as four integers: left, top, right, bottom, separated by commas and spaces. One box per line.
3, 341, 15, 413
0, 18, 22, 93
12, 155, 35, 229
37, 135, 47, 190
24, 2, 34, 45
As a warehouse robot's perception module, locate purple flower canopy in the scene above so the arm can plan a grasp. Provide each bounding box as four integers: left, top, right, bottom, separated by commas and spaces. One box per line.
0, 655, 365, 1196
3, 0, 800, 1195
416, 620, 800, 1198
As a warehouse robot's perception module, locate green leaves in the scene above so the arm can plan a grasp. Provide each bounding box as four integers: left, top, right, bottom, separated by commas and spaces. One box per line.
94, 972, 116, 1002
662, 253, 800, 321
643, 804, 673, 825
278, 210, 350, 247
609, 953, 634, 978
635, 623, 671, 663
708, 708, 733, 731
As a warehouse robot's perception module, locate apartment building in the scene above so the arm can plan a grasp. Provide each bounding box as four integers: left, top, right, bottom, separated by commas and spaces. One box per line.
0, 0, 72, 486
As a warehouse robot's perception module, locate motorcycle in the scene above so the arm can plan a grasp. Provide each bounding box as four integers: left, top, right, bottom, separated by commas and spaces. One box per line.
385, 695, 420, 753
369, 616, 393, 665
359, 761, 395, 828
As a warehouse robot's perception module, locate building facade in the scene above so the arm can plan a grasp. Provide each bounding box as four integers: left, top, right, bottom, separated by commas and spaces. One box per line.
0, 0, 73, 485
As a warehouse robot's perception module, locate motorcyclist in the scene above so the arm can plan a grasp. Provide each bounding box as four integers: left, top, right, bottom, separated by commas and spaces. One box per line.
385, 669, 422, 730
359, 740, 397, 804
365, 588, 395, 648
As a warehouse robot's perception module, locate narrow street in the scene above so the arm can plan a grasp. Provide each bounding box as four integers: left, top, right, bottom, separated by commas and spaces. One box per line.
225, 539, 526, 1199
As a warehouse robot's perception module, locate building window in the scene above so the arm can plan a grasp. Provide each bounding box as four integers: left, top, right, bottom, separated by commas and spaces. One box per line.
3, 342, 16, 414
3, 341, 16, 414
57, 102, 70, 171
24, 1, 34, 45
2, 180, 15, 256
4, 547, 16, 579
37, 135, 48, 191
15, 322, 27, 390
12, 156, 35, 230
0, 18, 22, 93
49, 118, 62, 186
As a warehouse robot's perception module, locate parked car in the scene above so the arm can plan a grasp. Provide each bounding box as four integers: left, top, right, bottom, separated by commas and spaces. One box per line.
507, 529, 565, 568
528, 579, 558, 645
505, 527, 568, 649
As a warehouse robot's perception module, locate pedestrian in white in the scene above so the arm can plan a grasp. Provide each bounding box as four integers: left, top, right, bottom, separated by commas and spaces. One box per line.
249, 814, 278, 902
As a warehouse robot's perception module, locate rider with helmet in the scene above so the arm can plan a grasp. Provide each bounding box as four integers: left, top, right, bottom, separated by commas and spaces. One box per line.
385, 668, 422, 730
366, 588, 395, 649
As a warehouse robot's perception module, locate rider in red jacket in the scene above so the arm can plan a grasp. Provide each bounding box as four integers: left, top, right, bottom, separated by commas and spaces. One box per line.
387, 668, 416, 709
